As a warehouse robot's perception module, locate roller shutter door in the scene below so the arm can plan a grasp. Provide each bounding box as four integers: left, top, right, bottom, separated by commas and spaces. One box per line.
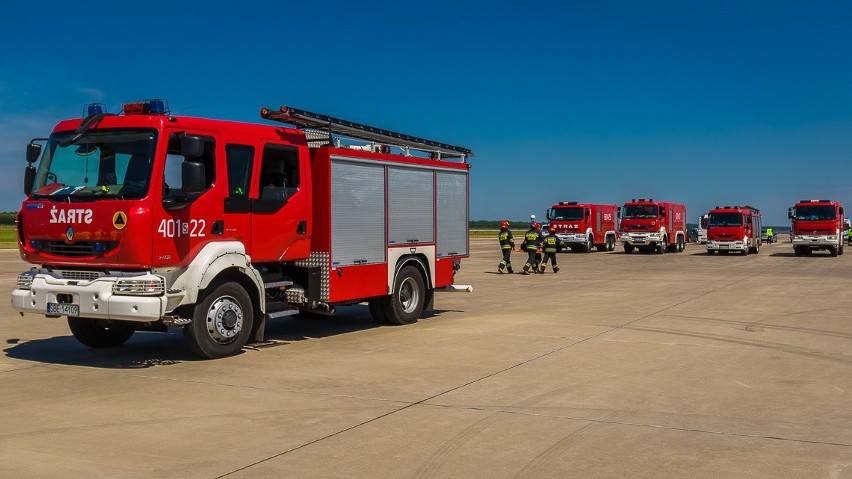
436, 171, 468, 257
388, 167, 434, 245
331, 158, 386, 266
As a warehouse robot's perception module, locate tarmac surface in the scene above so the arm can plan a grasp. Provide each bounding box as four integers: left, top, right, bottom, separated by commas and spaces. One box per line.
1, 236, 851, 478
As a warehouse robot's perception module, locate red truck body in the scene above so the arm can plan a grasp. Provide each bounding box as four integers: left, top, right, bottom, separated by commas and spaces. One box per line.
547, 202, 620, 252
789, 199, 845, 256
705, 205, 762, 255
12, 101, 472, 357
619, 198, 687, 254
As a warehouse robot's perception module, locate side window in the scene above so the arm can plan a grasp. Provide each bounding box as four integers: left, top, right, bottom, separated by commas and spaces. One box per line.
163, 132, 215, 200
258, 144, 299, 201
226, 144, 254, 197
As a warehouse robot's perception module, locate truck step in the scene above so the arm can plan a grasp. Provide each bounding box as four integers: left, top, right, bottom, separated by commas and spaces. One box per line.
266, 309, 299, 319
264, 280, 293, 289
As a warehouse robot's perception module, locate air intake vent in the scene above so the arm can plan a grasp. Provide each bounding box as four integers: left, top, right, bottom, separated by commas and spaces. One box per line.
37, 241, 119, 257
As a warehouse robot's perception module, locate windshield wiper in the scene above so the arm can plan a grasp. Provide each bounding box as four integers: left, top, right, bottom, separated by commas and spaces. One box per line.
58, 112, 114, 147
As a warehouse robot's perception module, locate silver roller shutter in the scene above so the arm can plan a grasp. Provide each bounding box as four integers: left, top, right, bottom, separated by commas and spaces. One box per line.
436, 171, 468, 257
331, 159, 386, 266
388, 167, 434, 245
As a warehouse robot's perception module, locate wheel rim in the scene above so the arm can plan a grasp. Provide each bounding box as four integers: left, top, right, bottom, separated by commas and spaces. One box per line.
398, 277, 420, 314
206, 296, 243, 344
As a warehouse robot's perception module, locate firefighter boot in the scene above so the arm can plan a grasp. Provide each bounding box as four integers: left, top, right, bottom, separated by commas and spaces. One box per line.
507, 264, 514, 274
538, 263, 546, 274
522, 263, 531, 275
553, 265, 560, 274
498, 261, 506, 274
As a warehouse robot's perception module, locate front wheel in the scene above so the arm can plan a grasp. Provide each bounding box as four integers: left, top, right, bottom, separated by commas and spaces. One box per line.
184, 281, 254, 359
68, 317, 136, 348
657, 237, 667, 254
381, 265, 426, 325
624, 244, 634, 254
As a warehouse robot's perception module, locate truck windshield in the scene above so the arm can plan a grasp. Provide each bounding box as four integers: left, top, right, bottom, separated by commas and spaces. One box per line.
708, 212, 743, 226
794, 205, 836, 221
623, 205, 658, 218
31, 128, 157, 200
549, 207, 583, 221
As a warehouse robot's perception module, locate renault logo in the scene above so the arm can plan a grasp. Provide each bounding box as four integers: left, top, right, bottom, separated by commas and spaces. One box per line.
65, 226, 75, 243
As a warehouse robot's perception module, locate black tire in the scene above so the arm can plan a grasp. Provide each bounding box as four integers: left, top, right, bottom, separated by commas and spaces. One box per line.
677, 236, 685, 252
184, 281, 254, 359
368, 297, 390, 325
657, 237, 667, 254
584, 236, 593, 253
606, 235, 616, 251
830, 246, 838, 257
381, 265, 426, 325
624, 244, 634, 254
707, 250, 715, 255
794, 246, 801, 257
839, 244, 845, 255
68, 317, 136, 349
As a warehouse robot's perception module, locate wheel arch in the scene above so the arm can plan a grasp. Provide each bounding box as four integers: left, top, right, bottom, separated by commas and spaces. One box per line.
391, 254, 432, 293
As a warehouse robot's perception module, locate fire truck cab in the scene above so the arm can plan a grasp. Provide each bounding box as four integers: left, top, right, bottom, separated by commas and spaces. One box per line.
619, 199, 687, 254
789, 199, 845, 257
11, 100, 473, 358
546, 202, 620, 252
705, 205, 762, 255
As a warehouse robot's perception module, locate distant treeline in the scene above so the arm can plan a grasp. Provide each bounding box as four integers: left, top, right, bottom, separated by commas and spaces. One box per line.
0, 212, 16, 225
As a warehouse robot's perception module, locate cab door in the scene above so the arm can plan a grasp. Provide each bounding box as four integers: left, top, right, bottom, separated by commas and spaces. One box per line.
250, 142, 310, 262
152, 129, 225, 268
222, 144, 254, 252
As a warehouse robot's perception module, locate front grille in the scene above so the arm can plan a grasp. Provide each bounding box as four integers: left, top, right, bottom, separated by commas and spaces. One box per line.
37, 240, 119, 257
58, 270, 103, 281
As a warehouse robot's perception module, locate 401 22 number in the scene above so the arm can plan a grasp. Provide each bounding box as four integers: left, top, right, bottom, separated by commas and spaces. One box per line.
158, 219, 206, 238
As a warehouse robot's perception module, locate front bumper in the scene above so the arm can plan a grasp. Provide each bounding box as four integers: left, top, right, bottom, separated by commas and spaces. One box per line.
792, 235, 837, 247
706, 240, 746, 252
556, 233, 589, 245
11, 270, 167, 322
620, 232, 663, 245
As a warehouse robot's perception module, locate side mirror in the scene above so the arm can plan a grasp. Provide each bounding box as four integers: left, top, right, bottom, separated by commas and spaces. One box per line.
585, 208, 591, 218
27, 143, 42, 164
24, 165, 36, 196
181, 161, 206, 194
180, 134, 205, 158
788, 208, 793, 219
546, 208, 551, 219
660, 207, 666, 217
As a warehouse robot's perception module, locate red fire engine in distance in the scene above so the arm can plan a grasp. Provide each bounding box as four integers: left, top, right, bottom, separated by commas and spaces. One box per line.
789, 199, 846, 257
619, 198, 687, 254
705, 205, 762, 255
546, 202, 620, 252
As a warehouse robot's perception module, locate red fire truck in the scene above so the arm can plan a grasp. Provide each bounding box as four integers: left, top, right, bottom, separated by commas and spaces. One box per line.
619, 198, 687, 254
788, 199, 845, 257
11, 100, 473, 358
705, 205, 762, 255
547, 202, 619, 252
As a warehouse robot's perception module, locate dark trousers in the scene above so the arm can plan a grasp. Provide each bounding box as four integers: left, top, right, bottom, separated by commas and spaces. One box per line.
541, 252, 558, 267
502, 248, 512, 264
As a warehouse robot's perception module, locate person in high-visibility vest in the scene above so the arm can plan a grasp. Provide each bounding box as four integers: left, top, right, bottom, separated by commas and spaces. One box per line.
520, 221, 543, 275
847, 227, 852, 245
497, 220, 515, 274
539, 226, 565, 273
766, 227, 774, 244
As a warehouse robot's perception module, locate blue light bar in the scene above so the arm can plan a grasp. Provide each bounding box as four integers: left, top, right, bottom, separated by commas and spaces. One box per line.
148, 99, 165, 115
84, 103, 106, 117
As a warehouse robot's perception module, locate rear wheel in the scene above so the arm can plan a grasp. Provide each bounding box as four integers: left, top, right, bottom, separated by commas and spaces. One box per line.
68, 317, 136, 349
677, 235, 685, 252
606, 235, 616, 251
184, 281, 254, 359
369, 297, 390, 324
381, 265, 426, 325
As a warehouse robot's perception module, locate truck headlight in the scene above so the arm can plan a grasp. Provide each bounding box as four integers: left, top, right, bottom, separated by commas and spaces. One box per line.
113, 278, 165, 296
16, 271, 36, 290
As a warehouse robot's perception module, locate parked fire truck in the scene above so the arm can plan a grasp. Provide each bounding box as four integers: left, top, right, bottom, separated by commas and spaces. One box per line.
705, 205, 762, 255
11, 100, 473, 358
547, 202, 619, 252
619, 199, 687, 254
788, 199, 845, 257
697, 214, 709, 243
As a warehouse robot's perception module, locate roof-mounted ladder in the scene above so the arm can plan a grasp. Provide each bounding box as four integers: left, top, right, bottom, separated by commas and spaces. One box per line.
260, 105, 472, 161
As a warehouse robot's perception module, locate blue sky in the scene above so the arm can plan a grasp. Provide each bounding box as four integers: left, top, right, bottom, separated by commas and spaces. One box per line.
2, 1, 851, 226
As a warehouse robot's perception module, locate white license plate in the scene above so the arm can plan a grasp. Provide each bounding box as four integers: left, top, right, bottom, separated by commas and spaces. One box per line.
47, 303, 79, 317
719, 245, 729, 249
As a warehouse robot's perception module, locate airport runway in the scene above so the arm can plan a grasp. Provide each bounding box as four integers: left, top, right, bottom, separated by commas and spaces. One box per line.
1, 237, 851, 478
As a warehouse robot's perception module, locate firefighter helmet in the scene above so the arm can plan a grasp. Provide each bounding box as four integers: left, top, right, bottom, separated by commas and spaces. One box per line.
532, 221, 540, 229
549, 225, 555, 233
501, 220, 509, 228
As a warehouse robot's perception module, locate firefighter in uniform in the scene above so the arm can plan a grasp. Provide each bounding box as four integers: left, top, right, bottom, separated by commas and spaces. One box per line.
539, 226, 565, 273
497, 220, 515, 273
766, 227, 774, 244
521, 221, 543, 275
